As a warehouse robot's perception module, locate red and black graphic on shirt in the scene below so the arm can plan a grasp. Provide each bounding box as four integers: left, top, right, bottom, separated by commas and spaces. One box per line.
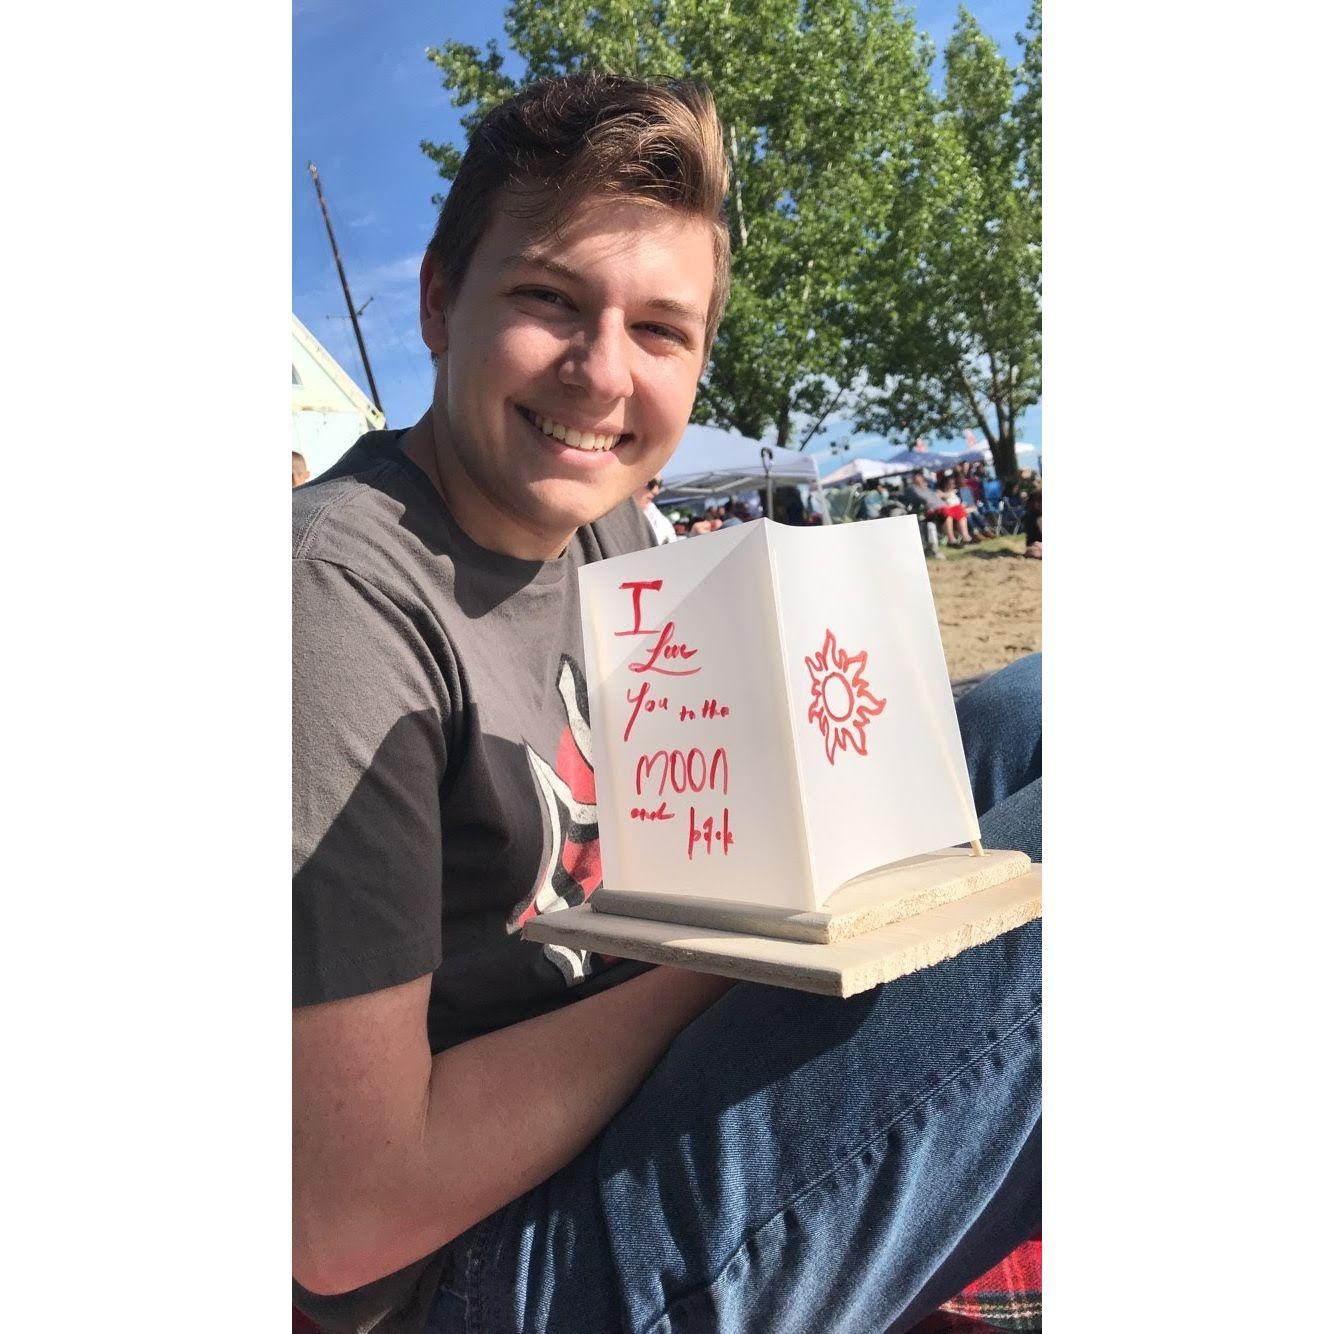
509, 655, 603, 985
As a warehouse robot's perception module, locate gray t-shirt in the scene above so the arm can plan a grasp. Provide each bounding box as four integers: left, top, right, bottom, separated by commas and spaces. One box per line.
293, 430, 655, 1332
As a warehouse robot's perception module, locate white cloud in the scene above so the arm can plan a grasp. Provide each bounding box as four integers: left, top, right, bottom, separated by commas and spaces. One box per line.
358, 253, 422, 288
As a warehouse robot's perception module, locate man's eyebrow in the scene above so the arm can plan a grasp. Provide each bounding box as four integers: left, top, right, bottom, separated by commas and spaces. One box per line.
499, 252, 583, 284
500, 252, 706, 329
644, 296, 706, 328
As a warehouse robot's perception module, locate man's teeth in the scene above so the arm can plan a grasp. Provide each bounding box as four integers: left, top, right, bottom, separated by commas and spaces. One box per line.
530, 411, 620, 452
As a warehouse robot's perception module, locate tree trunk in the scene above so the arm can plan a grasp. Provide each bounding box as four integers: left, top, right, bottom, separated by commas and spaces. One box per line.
990, 426, 1019, 485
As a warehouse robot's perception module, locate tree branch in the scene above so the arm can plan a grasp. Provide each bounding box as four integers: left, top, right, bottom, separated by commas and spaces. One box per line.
798, 387, 847, 450
727, 123, 749, 248
952, 360, 995, 446
694, 379, 742, 435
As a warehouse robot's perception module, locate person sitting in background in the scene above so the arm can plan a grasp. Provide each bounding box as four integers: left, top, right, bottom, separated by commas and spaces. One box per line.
904, 470, 935, 509
634, 476, 678, 544
956, 467, 993, 539
1001, 477, 1028, 531
1024, 488, 1042, 559
773, 485, 805, 526
292, 450, 311, 488
900, 470, 944, 559
719, 499, 745, 528
934, 472, 975, 547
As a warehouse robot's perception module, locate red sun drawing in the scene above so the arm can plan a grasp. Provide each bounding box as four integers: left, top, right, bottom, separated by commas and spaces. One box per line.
804, 628, 887, 765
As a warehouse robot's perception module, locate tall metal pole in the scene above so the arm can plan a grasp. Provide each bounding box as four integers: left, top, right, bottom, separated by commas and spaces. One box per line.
307, 161, 383, 414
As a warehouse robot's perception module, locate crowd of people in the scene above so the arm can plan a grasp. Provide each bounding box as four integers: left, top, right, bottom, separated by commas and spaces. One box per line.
636, 478, 758, 539
635, 461, 1042, 560
310, 454, 1042, 559
856, 462, 1042, 560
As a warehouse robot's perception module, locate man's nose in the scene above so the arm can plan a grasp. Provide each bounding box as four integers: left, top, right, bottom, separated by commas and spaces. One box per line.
559, 314, 634, 401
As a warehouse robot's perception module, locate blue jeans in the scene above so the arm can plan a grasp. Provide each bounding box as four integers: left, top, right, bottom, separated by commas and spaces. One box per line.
428, 656, 1042, 1334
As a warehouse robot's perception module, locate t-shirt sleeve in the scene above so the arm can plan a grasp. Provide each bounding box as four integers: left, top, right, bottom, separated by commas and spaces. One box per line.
293, 558, 449, 1007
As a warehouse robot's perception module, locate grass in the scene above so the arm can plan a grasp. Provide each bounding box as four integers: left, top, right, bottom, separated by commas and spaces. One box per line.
937, 533, 1028, 561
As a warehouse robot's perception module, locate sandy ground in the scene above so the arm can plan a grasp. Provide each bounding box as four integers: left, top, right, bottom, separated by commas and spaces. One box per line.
928, 536, 1042, 681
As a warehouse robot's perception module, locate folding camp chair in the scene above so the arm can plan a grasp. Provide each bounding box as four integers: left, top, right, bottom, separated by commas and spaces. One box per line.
969, 480, 1005, 538
997, 500, 1027, 536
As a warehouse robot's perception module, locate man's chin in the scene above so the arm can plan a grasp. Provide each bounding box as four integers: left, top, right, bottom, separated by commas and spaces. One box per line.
523, 478, 636, 533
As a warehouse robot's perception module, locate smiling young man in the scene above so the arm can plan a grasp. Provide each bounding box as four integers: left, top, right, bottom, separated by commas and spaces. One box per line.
294, 74, 1042, 1334
401, 194, 715, 560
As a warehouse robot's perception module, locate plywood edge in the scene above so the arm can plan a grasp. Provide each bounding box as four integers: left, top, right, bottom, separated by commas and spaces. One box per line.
837, 888, 1042, 997
525, 906, 843, 994
524, 870, 1042, 997
593, 848, 1031, 943
823, 848, 1031, 941
593, 888, 840, 943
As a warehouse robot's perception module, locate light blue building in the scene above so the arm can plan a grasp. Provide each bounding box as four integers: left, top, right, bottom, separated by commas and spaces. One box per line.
291, 314, 385, 480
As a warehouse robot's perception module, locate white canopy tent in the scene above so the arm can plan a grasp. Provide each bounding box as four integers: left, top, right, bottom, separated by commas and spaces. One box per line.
658, 423, 829, 522
820, 456, 917, 488
952, 441, 1040, 467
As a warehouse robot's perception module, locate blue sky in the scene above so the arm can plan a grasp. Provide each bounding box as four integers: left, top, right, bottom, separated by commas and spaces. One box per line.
294, 0, 1041, 466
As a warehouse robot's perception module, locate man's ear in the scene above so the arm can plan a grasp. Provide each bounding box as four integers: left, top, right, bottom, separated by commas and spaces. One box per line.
420, 252, 449, 357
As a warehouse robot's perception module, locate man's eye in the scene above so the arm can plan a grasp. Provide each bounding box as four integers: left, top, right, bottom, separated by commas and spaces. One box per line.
517, 287, 570, 308
640, 323, 687, 345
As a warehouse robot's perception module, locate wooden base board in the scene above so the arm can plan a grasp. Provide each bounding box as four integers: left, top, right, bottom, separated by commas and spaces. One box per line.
525, 867, 1041, 997
592, 847, 1031, 943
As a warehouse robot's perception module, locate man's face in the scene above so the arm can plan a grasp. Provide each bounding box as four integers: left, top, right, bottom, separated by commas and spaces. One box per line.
418, 195, 715, 558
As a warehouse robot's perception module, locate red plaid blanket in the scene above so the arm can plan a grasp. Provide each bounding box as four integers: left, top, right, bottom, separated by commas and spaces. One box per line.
911, 1235, 1042, 1333
292, 1237, 1040, 1332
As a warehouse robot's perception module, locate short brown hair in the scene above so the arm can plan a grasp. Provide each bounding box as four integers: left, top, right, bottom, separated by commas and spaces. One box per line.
427, 73, 732, 349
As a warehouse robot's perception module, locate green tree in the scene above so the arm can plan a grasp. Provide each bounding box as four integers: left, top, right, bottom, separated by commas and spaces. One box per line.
858, 2, 1041, 482
422, 0, 937, 451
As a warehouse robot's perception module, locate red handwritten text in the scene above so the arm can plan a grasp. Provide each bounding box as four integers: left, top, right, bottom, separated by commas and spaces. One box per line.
629, 621, 700, 677
623, 681, 670, 743
629, 801, 676, 822
678, 697, 730, 722
613, 581, 702, 677
614, 580, 662, 637
635, 746, 730, 798
687, 806, 734, 858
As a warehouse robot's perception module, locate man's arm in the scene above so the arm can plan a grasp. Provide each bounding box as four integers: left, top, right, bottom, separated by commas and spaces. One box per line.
293, 965, 733, 1296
